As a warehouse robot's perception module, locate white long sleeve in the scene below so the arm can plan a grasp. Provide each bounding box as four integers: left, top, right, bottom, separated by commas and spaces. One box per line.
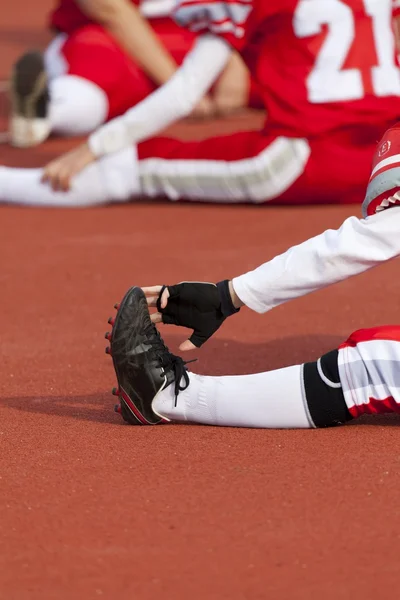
233, 207, 400, 313
88, 35, 231, 157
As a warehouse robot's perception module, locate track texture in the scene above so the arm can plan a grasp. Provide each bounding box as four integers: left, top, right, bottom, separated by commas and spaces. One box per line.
1, 2, 400, 599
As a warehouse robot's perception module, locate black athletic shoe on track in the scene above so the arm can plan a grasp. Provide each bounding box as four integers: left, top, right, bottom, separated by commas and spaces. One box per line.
105, 286, 191, 425
9, 51, 50, 147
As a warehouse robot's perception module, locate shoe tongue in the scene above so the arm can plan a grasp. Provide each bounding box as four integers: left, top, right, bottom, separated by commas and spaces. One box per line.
164, 368, 176, 387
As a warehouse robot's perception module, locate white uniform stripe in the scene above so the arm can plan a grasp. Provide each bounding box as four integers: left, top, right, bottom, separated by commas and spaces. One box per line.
140, 0, 176, 17
341, 339, 400, 364
177, 0, 251, 6
370, 153, 400, 177
138, 137, 311, 202
189, 20, 246, 37
174, 1, 253, 35
338, 338, 400, 414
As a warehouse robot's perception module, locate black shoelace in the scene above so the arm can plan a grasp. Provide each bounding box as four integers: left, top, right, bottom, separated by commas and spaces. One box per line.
145, 322, 196, 406
170, 354, 195, 406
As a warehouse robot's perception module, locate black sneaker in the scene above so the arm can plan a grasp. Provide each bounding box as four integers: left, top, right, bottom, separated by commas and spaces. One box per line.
9, 51, 50, 147
105, 286, 191, 425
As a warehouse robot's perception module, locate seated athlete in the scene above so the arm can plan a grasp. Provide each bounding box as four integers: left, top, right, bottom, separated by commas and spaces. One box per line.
1, 0, 400, 205
106, 124, 400, 427
106, 285, 400, 428
10, 0, 259, 147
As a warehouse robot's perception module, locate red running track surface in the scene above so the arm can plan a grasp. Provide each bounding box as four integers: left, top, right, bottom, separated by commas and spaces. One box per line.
1, 2, 400, 599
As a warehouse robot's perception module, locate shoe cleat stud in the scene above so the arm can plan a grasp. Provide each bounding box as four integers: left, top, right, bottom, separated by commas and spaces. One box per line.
105, 331, 112, 341
108, 316, 115, 326
114, 403, 122, 414
114, 303, 120, 310
105, 346, 112, 355
112, 387, 120, 396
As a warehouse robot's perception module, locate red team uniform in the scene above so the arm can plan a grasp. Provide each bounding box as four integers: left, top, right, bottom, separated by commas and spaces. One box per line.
47, 0, 261, 121
137, 0, 400, 205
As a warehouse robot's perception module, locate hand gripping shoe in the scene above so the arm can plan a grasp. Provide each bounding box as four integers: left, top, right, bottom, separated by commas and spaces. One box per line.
105, 286, 191, 425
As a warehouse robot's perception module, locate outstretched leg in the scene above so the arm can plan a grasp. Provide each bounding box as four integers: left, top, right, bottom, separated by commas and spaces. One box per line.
0, 146, 138, 207
1, 122, 382, 207
154, 325, 400, 426
152, 348, 350, 428
107, 286, 352, 428
0, 129, 309, 207
152, 352, 349, 428
138, 131, 310, 203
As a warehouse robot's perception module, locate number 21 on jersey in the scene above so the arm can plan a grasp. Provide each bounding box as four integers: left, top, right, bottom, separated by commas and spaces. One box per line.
293, 0, 400, 103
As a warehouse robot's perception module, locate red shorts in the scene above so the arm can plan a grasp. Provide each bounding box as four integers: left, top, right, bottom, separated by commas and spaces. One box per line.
48, 20, 262, 121
56, 19, 197, 119
137, 124, 393, 205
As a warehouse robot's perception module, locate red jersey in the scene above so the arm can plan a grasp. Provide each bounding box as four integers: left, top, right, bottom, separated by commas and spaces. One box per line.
174, 0, 400, 138
362, 120, 400, 215
50, 0, 175, 34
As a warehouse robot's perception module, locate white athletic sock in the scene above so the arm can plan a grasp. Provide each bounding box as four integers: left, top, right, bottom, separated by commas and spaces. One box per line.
49, 75, 109, 136
0, 146, 139, 207
152, 365, 314, 428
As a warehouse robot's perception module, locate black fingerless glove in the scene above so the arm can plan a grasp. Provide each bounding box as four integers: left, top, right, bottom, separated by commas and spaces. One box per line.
157, 280, 240, 348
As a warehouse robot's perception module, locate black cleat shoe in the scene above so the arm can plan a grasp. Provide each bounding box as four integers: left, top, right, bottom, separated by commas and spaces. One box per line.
108, 286, 191, 425
9, 51, 50, 147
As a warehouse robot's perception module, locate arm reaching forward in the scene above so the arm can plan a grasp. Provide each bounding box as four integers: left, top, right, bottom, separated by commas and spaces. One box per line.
143, 208, 400, 350
232, 208, 400, 313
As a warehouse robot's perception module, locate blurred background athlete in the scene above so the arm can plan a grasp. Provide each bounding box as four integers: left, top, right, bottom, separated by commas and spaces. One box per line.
2, 0, 400, 207
9, 0, 260, 147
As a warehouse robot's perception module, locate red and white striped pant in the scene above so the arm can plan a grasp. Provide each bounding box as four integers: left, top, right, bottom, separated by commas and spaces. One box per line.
338, 325, 400, 418
137, 125, 390, 205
